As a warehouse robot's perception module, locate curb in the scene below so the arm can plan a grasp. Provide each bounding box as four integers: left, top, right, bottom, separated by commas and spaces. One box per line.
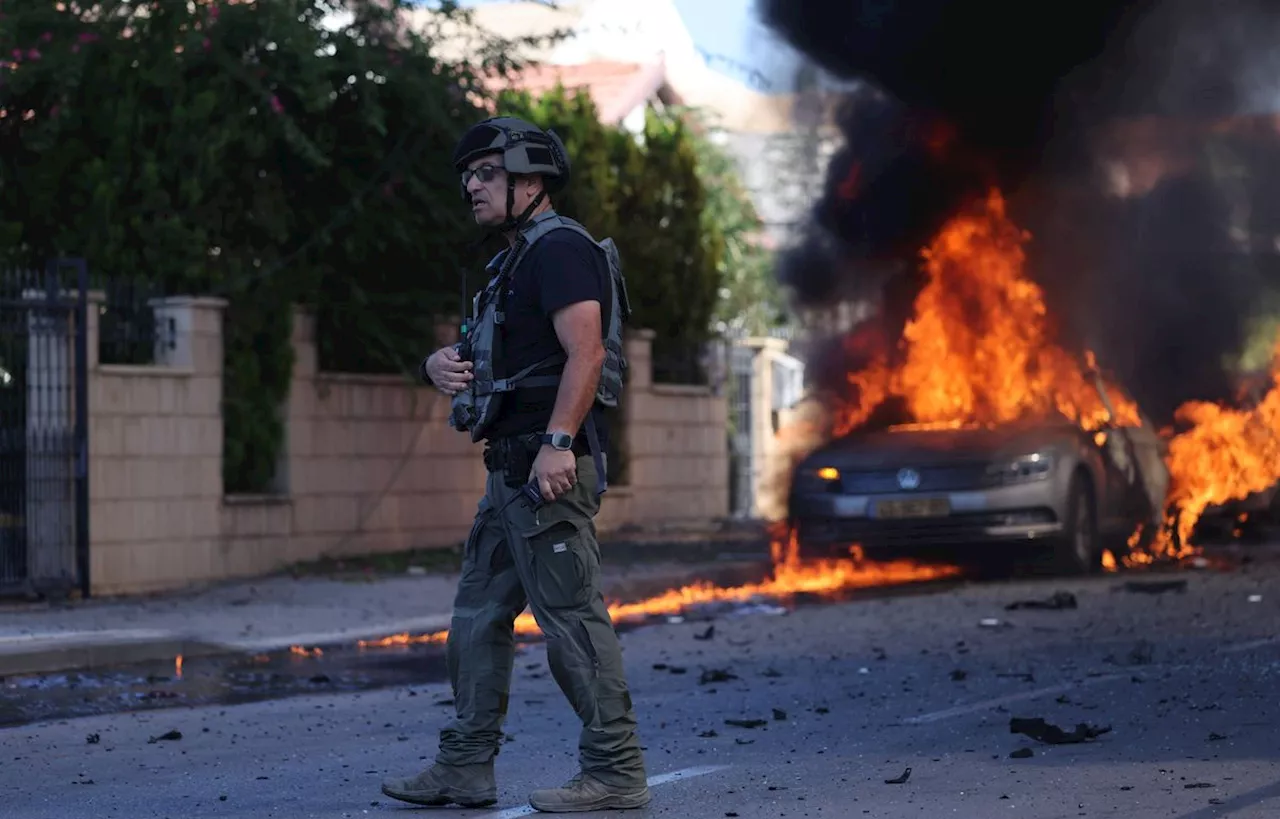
0, 559, 776, 679
0, 631, 232, 678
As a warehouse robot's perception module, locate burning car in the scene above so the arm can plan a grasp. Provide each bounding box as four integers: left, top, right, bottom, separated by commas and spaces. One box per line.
788, 417, 1169, 574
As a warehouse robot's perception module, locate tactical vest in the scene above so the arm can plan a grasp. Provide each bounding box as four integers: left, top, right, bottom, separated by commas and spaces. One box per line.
448, 211, 632, 487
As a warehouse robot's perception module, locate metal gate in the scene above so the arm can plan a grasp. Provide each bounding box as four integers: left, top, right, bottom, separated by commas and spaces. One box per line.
0, 260, 89, 598
724, 330, 807, 520
727, 343, 756, 518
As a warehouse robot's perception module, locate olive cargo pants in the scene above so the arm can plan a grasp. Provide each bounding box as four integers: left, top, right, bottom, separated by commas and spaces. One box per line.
436, 455, 648, 789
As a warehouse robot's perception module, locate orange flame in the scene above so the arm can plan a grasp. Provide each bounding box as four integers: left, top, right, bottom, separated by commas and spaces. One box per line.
834, 189, 1140, 436
357, 525, 959, 649
1156, 338, 1280, 552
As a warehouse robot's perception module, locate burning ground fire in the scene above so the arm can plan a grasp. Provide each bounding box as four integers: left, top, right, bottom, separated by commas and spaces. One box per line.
352, 188, 1280, 652
357, 528, 960, 649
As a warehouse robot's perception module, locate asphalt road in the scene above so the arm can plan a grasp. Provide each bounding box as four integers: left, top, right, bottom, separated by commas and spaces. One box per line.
2, 556, 1277, 819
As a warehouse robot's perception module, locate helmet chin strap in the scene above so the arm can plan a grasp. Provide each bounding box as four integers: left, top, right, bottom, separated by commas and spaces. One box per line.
496, 177, 547, 234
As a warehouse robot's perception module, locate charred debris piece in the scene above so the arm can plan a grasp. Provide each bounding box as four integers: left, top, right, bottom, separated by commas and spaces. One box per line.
147, 730, 183, 744
1122, 579, 1188, 595
1005, 591, 1078, 611
884, 767, 912, 785
700, 668, 738, 685
1010, 717, 1111, 744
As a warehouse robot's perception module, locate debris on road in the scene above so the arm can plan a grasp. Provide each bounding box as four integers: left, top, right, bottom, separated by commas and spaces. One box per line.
1009, 717, 1111, 745
1009, 747, 1034, 758
884, 767, 912, 785
1004, 591, 1078, 611
694, 625, 715, 640
772, 708, 787, 720
724, 718, 768, 729
147, 730, 182, 744
949, 669, 968, 681
1122, 579, 1188, 595
700, 668, 737, 685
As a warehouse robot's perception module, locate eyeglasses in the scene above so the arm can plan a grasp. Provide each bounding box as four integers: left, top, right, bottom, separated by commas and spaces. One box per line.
461, 163, 505, 187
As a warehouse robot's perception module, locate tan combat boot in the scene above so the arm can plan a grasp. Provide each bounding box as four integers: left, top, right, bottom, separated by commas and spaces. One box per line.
381, 761, 497, 808
528, 771, 651, 813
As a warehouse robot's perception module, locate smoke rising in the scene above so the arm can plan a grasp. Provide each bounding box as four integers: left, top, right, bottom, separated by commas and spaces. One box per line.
762, 0, 1280, 425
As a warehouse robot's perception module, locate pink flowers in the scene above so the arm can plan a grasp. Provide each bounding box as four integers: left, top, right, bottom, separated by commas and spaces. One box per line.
270, 95, 284, 114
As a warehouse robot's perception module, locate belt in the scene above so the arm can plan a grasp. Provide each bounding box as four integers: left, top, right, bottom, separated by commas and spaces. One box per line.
484, 434, 592, 471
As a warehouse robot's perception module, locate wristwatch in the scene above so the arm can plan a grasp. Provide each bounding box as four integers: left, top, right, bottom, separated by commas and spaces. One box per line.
541, 431, 574, 451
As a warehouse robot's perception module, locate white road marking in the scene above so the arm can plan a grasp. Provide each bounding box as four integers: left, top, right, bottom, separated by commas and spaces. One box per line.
1221, 636, 1280, 654
478, 765, 730, 819
901, 674, 1126, 725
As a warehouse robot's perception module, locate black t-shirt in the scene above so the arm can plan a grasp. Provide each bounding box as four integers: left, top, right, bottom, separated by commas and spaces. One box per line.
484, 227, 610, 452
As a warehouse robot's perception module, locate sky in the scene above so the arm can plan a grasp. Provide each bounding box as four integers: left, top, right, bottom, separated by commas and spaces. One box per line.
439, 0, 809, 94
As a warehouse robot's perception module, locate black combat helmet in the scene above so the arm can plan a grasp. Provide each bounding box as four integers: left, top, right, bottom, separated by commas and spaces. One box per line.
453, 117, 571, 230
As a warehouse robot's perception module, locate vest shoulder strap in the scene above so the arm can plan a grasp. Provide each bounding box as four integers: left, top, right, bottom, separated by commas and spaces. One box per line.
503, 211, 597, 271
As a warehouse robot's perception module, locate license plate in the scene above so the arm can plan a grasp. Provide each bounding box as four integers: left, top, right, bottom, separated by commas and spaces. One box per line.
875, 497, 950, 519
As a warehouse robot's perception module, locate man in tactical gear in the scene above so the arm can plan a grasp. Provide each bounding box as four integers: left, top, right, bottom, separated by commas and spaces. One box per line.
380, 116, 649, 813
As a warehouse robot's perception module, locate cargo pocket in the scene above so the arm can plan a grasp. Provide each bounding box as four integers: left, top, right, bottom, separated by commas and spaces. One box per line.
459, 509, 490, 583
525, 519, 595, 610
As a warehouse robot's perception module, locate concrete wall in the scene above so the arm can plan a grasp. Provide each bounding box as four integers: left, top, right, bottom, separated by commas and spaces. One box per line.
87, 301, 729, 596
88, 298, 226, 593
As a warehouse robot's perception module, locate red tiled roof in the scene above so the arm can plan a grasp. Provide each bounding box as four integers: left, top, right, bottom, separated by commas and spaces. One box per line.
480, 58, 670, 124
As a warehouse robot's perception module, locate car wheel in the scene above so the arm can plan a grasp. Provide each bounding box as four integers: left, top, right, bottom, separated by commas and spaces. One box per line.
1054, 473, 1099, 575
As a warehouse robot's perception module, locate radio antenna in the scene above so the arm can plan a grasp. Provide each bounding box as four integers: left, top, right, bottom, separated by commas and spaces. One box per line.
459, 267, 469, 341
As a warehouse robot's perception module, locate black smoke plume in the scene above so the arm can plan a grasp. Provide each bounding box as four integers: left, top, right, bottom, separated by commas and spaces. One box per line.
761, 0, 1280, 424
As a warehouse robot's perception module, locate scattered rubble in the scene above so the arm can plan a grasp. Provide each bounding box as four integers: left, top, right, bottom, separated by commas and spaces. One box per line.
1009, 717, 1111, 745
1005, 591, 1078, 611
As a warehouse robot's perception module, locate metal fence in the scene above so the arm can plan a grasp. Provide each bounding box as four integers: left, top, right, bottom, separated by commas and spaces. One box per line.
96, 276, 163, 366
0, 261, 90, 598
650, 338, 712, 387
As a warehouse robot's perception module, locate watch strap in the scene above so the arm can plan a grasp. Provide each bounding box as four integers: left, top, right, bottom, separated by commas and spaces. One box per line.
541, 431, 573, 450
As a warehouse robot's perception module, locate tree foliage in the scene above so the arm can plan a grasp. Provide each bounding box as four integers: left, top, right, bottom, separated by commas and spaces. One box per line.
0, 0, 515, 492
0, 0, 751, 493
678, 108, 787, 336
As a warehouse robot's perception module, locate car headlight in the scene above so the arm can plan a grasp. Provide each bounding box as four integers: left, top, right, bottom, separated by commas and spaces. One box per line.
986, 451, 1055, 485
793, 465, 842, 493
